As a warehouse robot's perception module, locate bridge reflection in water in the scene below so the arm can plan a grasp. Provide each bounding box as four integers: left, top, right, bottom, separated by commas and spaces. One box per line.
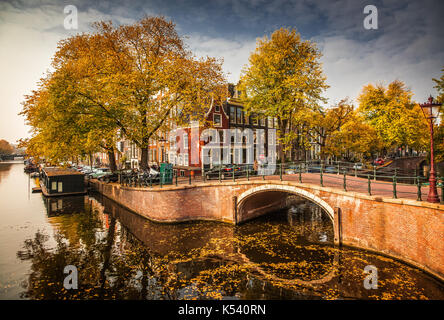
16, 191, 444, 300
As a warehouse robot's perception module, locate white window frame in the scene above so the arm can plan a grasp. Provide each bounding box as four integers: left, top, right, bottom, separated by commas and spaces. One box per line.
213, 114, 222, 127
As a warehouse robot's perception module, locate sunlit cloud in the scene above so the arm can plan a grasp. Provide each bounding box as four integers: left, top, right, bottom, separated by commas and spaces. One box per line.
0, 0, 443, 142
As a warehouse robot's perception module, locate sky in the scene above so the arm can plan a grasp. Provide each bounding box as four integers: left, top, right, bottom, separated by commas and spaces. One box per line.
1, 0, 443, 143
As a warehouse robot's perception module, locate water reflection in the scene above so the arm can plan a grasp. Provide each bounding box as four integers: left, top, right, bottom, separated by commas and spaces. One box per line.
14, 189, 444, 300
43, 196, 87, 216
0, 163, 12, 184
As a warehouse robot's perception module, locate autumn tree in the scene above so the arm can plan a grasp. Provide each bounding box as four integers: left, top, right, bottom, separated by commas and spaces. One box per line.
300, 99, 354, 160
0, 139, 14, 156
433, 67, 444, 103
323, 113, 382, 161
20, 74, 112, 166
357, 80, 428, 155
21, 16, 226, 169
238, 28, 328, 161
54, 17, 226, 170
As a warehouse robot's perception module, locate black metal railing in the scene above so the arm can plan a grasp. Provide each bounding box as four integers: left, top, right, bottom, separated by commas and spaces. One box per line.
105, 160, 442, 202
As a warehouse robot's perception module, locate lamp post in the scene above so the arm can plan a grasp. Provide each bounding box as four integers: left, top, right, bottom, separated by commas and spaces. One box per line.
420, 96, 442, 203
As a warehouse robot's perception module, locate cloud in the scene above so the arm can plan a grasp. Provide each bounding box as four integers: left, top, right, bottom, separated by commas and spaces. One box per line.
0, 0, 443, 142
315, 0, 444, 106
0, 1, 134, 142
186, 34, 257, 83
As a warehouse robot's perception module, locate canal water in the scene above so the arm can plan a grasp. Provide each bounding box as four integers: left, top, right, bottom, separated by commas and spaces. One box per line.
0, 162, 443, 300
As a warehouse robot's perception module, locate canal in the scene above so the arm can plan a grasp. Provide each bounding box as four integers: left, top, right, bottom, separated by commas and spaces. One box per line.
0, 162, 443, 300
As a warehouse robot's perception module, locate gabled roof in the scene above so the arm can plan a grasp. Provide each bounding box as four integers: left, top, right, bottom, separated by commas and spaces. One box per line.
227, 98, 244, 107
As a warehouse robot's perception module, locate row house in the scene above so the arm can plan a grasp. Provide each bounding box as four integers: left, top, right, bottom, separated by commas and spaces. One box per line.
169, 87, 280, 177
109, 85, 281, 173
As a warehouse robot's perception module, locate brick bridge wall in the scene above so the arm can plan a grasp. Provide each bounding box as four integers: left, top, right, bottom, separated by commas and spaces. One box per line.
385, 156, 426, 173
90, 180, 444, 280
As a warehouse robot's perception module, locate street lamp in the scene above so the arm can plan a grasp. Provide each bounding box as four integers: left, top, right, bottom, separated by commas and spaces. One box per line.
420, 95, 442, 203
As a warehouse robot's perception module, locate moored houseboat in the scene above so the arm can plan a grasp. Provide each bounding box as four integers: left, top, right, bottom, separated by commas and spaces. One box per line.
40, 167, 86, 197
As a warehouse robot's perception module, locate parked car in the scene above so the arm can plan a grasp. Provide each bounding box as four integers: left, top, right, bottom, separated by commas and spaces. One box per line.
81, 166, 94, 174
88, 168, 111, 179
373, 158, 385, 166
285, 164, 303, 174
324, 166, 337, 173
204, 165, 243, 180
307, 166, 336, 173
353, 163, 364, 170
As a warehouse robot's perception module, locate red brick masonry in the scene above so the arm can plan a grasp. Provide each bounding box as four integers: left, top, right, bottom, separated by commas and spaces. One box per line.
90, 179, 444, 281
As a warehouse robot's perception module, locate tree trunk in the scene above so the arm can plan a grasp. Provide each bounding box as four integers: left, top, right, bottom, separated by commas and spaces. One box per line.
107, 148, 117, 172
278, 118, 287, 163
140, 146, 149, 170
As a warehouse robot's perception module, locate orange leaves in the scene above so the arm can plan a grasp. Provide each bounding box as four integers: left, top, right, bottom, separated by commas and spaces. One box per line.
20, 16, 227, 165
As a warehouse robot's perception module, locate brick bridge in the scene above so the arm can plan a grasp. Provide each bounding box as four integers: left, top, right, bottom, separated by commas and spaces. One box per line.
90, 178, 444, 281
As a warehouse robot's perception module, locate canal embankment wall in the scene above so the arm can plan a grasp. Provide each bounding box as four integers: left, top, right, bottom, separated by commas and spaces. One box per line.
90, 179, 444, 281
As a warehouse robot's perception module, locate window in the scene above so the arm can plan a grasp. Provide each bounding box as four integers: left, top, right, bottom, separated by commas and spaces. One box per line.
252, 115, 258, 125
236, 108, 242, 124
268, 117, 274, 128
58, 182, 63, 193
183, 133, 188, 149
230, 106, 236, 123
184, 154, 189, 166
51, 181, 57, 191
213, 114, 221, 126
180, 170, 185, 177
260, 117, 265, 126
215, 105, 220, 112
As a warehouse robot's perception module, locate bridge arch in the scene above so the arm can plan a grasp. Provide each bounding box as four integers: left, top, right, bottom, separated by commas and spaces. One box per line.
236, 184, 335, 223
